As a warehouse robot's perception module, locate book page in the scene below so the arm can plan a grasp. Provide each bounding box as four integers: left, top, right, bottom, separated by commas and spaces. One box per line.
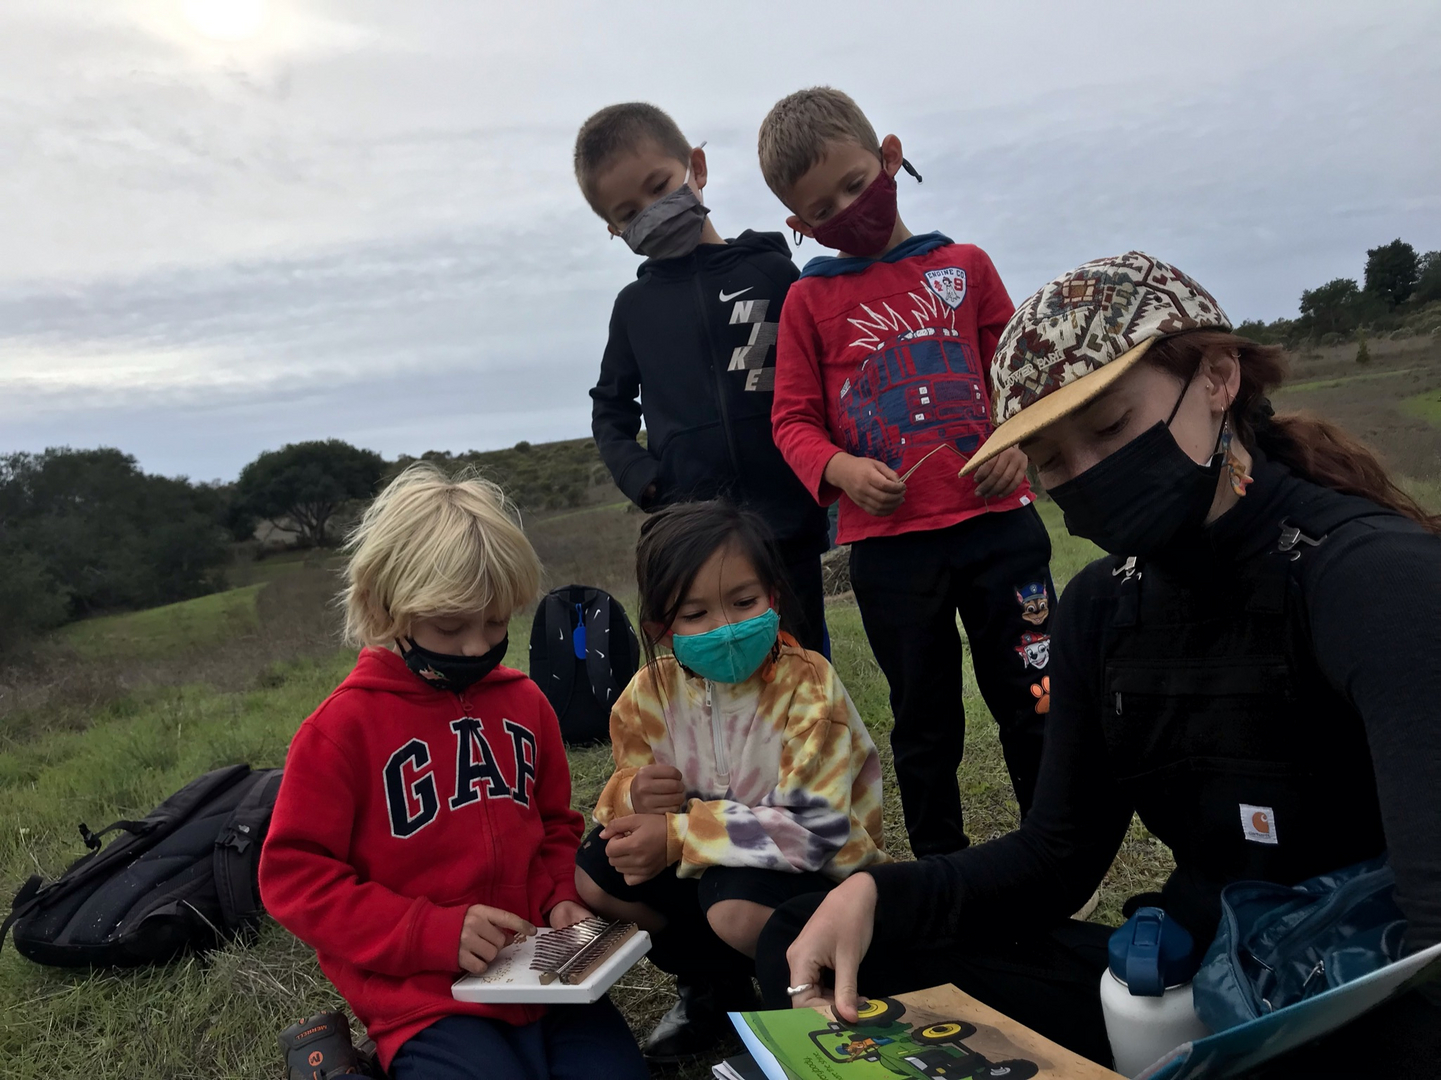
733, 983, 1122, 1080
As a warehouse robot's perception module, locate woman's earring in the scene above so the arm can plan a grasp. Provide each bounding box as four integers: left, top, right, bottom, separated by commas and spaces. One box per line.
792, 229, 804, 247
1220, 415, 1253, 497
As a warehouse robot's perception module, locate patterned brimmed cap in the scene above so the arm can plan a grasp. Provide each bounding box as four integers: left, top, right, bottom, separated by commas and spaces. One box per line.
961, 251, 1230, 475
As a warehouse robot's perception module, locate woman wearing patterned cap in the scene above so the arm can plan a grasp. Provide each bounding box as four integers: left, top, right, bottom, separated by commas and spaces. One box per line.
757, 253, 1441, 1074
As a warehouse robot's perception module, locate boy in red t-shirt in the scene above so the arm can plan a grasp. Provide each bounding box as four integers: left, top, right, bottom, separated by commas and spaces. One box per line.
258, 465, 646, 1080
758, 87, 1055, 858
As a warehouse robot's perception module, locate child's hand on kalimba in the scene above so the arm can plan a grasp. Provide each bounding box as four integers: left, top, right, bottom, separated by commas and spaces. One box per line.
457, 905, 535, 974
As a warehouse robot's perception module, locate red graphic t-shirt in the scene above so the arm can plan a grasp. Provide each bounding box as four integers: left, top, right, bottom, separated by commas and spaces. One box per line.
772, 234, 1032, 544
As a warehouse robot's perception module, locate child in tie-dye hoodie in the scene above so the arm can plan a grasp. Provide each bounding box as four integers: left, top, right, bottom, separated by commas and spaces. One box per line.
575, 500, 887, 1063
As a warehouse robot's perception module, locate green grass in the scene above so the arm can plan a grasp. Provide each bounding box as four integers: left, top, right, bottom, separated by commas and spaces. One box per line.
0, 509, 1161, 1079
228, 550, 317, 588
1280, 366, 1421, 393
1399, 388, 1441, 428
59, 585, 265, 662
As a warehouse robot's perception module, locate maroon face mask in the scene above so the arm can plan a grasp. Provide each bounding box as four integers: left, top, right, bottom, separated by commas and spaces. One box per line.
810, 166, 898, 257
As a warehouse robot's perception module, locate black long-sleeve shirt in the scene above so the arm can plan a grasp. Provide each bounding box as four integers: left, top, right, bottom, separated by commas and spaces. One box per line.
869, 457, 1441, 966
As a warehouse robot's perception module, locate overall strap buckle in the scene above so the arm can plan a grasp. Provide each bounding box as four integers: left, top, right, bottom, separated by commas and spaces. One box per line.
1277, 523, 1322, 561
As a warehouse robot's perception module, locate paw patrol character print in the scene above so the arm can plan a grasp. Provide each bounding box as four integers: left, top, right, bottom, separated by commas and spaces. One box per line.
1015, 581, 1049, 626
1015, 632, 1050, 670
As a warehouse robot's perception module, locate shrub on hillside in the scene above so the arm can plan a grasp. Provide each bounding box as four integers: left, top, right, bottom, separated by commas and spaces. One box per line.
1355, 331, 1372, 365
0, 545, 69, 654
0, 448, 230, 619
237, 440, 385, 548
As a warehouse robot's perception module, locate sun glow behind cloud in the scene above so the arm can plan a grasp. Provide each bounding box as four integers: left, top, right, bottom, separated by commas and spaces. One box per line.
181, 0, 267, 41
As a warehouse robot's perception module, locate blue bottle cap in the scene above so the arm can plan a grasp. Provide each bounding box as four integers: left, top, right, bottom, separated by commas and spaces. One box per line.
1108, 906, 1197, 997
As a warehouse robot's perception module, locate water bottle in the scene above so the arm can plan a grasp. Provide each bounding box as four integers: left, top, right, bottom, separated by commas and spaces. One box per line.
1099, 907, 1212, 1076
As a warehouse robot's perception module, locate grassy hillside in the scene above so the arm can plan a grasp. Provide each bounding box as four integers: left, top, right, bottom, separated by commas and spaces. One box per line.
1271, 334, 1441, 494
59, 585, 264, 661
393, 436, 620, 513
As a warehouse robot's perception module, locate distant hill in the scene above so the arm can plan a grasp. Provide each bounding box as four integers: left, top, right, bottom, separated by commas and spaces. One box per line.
392, 436, 626, 513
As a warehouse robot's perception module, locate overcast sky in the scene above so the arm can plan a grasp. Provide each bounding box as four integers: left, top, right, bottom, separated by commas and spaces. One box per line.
2, 1, 1438, 482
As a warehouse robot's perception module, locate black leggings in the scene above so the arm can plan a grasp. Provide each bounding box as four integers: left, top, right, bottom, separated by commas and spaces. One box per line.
778, 546, 828, 657
756, 892, 1441, 1078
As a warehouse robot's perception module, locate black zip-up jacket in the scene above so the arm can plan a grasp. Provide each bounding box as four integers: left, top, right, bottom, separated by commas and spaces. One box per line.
868, 453, 1441, 1024
590, 230, 829, 554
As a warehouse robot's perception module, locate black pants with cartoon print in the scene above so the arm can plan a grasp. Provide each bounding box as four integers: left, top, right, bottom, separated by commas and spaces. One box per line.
849, 504, 1054, 858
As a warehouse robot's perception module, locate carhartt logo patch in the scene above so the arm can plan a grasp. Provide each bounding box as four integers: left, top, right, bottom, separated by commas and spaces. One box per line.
1240, 803, 1278, 845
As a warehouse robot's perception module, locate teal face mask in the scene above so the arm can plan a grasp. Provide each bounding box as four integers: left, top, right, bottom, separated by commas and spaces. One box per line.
670, 608, 780, 683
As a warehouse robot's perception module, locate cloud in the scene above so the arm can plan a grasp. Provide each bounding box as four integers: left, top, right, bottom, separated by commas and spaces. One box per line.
1, 0, 1437, 479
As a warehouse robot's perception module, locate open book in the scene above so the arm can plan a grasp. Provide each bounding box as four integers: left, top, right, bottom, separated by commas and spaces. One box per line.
451, 917, 650, 1005
725, 941, 1441, 1080
730, 983, 1122, 1080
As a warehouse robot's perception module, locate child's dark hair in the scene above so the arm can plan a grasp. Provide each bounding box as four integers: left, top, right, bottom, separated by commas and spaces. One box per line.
574, 102, 692, 220
635, 500, 796, 668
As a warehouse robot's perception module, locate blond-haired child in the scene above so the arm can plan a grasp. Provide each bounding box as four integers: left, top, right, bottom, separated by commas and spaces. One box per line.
259, 464, 646, 1080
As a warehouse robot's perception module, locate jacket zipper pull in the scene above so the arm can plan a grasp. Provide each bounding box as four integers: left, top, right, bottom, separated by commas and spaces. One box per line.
1115, 691, 1123, 715
707, 680, 729, 777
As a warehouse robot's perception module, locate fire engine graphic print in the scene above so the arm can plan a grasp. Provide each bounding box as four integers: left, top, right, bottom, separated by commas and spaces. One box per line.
836, 273, 988, 472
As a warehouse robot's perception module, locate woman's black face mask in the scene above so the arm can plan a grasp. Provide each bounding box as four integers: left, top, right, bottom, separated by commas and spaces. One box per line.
398, 635, 508, 693
1046, 376, 1223, 558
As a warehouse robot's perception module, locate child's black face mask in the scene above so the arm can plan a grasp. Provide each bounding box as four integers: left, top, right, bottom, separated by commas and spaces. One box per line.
398, 636, 508, 693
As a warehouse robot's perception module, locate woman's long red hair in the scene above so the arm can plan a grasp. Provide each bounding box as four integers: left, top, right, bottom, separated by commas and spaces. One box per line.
1145, 330, 1441, 535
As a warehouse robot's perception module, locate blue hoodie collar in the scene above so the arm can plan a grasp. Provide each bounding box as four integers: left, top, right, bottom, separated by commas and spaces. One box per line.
799, 231, 952, 279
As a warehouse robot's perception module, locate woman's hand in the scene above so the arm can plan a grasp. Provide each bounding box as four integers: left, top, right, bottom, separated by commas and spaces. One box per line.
601, 813, 671, 885
547, 900, 592, 929
786, 873, 878, 1023
630, 764, 687, 815
457, 905, 535, 974
971, 446, 1029, 499
824, 453, 906, 516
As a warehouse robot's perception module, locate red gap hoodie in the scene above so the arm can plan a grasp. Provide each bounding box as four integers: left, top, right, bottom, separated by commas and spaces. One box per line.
259, 647, 585, 1069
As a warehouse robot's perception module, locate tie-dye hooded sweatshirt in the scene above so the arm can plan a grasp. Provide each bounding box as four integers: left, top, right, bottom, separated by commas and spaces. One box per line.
593, 640, 888, 880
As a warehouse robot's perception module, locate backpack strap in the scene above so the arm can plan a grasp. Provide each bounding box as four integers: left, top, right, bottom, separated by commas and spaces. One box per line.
0, 875, 44, 954
581, 589, 621, 707
214, 768, 284, 930
0, 813, 161, 953
613, 593, 640, 680
532, 589, 578, 717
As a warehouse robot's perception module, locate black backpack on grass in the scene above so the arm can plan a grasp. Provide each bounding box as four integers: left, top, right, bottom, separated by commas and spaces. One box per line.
1, 763, 282, 967
529, 584, 640, 747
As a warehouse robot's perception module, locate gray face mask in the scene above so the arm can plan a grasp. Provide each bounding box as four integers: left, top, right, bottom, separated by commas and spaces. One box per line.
620, 180, 710, 260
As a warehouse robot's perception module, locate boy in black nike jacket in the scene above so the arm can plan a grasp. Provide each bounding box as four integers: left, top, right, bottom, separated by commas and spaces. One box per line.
575, 104, 830, 663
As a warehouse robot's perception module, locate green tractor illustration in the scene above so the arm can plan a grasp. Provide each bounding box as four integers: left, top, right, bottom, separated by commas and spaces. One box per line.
808, 997, 1039, 1080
